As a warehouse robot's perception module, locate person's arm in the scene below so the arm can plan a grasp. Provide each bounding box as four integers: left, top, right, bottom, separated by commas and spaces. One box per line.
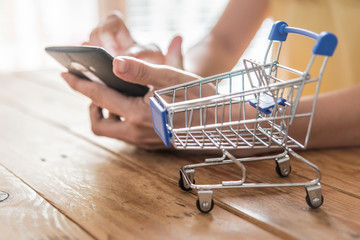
86, 1, 269, 75
184, 0, 269, 77
292, 85, 360, 149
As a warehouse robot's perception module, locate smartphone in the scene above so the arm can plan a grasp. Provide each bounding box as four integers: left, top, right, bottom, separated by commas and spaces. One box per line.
45, 46, 149, 97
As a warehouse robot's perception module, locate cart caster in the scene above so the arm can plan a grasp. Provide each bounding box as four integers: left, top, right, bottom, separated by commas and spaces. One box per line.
305, 184, 323, 209
196, 190, 214, 213
275, 155, 291, 177
179, 177, 195, 191
179, 169, 195, 191
306, 194, 324, 209
196, 198, 214, 213
275, 163, 292, 177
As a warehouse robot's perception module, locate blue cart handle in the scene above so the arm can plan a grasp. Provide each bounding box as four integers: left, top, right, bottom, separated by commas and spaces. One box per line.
268, 21, 337, 56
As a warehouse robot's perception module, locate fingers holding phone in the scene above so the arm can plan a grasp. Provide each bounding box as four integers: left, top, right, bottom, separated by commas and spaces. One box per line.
88, 102, 165, 149
61, 71, 148, 124
60, 57, 200, 149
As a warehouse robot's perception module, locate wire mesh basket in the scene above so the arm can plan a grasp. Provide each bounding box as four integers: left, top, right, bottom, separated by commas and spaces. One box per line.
150, 21, 337, 213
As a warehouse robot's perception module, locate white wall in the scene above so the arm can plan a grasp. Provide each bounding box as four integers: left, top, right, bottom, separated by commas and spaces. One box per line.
0, 0, 99, 72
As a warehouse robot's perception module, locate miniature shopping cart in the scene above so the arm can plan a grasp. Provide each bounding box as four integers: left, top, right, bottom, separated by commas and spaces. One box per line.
149, 21, 337, 213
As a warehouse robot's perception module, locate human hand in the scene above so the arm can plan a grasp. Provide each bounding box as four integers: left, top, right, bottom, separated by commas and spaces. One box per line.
85, 11, 183, 69
61, 57, 215, 149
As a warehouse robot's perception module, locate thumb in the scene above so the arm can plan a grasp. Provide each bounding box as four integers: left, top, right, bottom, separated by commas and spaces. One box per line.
113, 56, 197, 89
113, 56, 169, 89
165, 35, 183, 69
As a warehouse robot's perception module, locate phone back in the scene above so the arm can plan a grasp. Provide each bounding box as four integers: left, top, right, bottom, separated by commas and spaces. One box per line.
45, 46, 149, 97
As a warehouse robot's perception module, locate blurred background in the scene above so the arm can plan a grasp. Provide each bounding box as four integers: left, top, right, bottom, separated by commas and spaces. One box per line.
0, 0, 271, 73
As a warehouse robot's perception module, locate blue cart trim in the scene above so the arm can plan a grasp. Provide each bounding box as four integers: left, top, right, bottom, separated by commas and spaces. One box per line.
268, 21, 337, 56
149, 97, 171, 147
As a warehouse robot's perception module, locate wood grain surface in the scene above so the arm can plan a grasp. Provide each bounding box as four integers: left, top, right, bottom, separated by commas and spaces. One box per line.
0, 70, 359, 240
0, 165, 93, 240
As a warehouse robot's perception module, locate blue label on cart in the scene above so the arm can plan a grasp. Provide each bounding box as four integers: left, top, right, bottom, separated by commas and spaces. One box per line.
249, 94, 286, 114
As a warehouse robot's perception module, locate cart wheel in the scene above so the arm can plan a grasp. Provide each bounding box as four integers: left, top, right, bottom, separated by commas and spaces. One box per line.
178, 177, 195, 191
178, 171, 195, 191
196, 199, 214, 213
306, 194, 324, 209
275, 162, 292, 177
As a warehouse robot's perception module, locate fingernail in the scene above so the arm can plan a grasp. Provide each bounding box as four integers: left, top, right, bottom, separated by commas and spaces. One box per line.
61, 72, 69, 78
114, 57, 128, 73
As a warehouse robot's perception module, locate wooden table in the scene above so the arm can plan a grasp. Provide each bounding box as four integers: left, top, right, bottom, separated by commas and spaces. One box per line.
0, 70, 359, 240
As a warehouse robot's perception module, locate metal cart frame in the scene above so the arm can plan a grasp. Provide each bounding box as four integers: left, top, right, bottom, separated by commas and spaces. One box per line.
150, 21, 337, 213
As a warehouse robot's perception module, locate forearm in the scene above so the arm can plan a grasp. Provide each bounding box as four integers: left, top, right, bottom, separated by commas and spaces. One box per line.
291, 85, 360, 149
183, 35, 242, 77
184, 0, 269, 77
194, 85, 360, 157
